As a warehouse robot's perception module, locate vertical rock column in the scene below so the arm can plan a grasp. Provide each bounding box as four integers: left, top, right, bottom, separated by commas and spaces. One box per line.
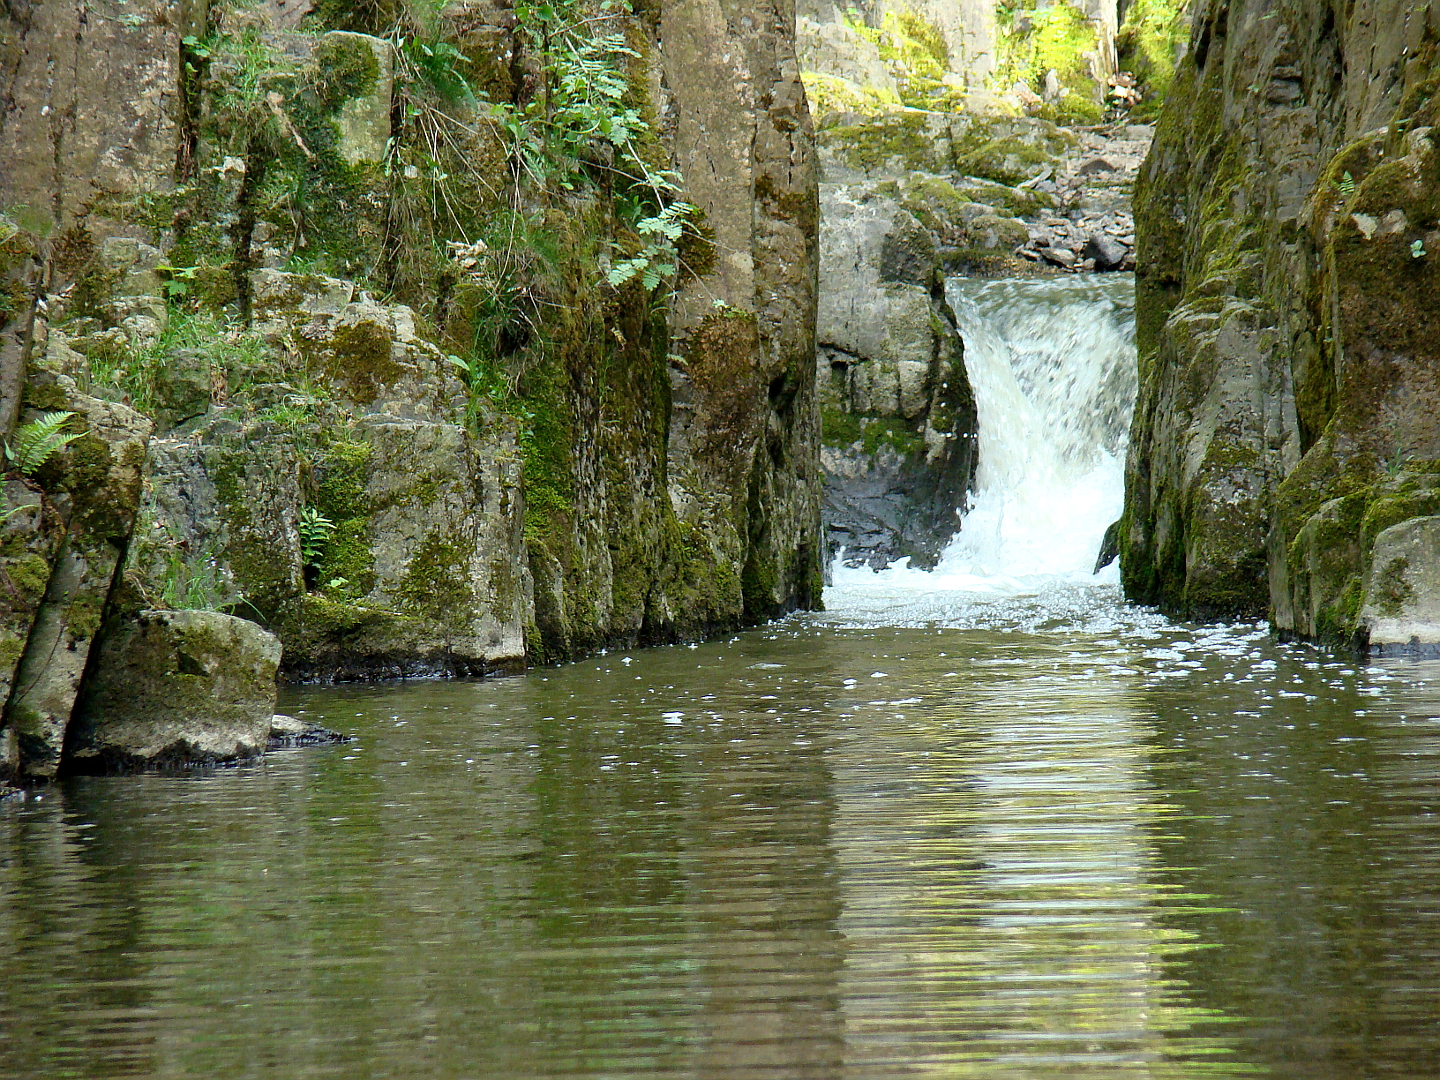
663, 0, 824, 618
3, 394, 153, 779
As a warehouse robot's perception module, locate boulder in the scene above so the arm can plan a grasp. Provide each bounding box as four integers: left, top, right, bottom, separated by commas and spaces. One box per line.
1361, 517, 1440, 656
1082, 232, 1129, 270
66, 610, 281, 772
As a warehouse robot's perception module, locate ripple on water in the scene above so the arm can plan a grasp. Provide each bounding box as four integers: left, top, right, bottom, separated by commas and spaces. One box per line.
7, 577, 1440, 1076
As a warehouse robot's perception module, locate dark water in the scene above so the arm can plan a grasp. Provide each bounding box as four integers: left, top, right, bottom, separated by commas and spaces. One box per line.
3, 581, 1440, 1079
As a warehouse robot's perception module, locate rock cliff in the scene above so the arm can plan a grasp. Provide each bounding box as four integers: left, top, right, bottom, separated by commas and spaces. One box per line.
0, 0, 821, 778
1121, 0, 1440, 652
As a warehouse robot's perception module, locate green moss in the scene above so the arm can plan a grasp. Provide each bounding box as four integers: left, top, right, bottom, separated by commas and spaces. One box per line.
4, 548, 50, 600
831, 112, 938, 174
950, 179, 1055, 217
65, 591, 105, 642
1371, 555, 1413, 617
802, 72, 903, 119
398, 530, 476, 622
21, 382, 72, 413
740, 552, 777, 620
311, 33, 381, 112
1115, 0, 1188, 117
821, 407, 863, 447
860, 416, 924, 457
995, 1, 1104, 109
844, 7, 953, 109
0, 633, 25, 676
956, 137, 1058, 186
1316, 575, 1366, 643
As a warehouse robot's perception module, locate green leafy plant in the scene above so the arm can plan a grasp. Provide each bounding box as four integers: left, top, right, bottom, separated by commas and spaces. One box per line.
1411, 238, 1426, 259
398, 36, 476, 104
5, 411, 84, 476
486, 0, 700, 290
298, 506, 336, 570
154, 263, 200, 299
1336, 170, 1356, 198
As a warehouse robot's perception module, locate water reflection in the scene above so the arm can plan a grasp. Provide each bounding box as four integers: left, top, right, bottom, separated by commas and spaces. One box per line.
2, 595, 1440, 1077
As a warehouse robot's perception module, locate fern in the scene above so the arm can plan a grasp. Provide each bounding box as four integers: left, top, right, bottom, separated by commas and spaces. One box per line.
1336, 170, 1356, 199
5, 411, 84, 476
297, 505, 336, 568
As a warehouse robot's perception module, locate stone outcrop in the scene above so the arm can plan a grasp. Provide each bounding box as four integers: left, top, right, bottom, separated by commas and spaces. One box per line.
798, 0, 1122, 118
1121, 0, 1440, 651
2, 389, 153, 780
0, 0, 824, 777
816, 181, 977, 567
65, 609, 281, 773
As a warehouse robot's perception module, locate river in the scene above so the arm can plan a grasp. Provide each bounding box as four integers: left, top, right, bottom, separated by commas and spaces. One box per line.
2, 278, 1439, 1078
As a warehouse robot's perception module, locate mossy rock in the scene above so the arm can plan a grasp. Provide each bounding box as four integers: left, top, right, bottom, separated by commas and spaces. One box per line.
956, 136, 1062, 187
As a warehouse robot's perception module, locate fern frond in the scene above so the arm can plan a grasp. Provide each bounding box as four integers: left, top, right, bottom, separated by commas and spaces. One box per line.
6, 411, 84, 476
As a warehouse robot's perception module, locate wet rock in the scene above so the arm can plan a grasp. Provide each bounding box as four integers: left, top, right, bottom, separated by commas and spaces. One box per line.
1094, 519, 1121, 573
66, 610, 281, 773
1042, 247, 1078, 268
1082, 233, 1129, 270
269, 713, 348, 748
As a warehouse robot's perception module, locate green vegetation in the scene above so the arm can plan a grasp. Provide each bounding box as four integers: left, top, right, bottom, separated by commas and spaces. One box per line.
995, 0, 1104, 123
844, 6, 957, 110
5, 412, 84, 477
1114, 0, 1188, 119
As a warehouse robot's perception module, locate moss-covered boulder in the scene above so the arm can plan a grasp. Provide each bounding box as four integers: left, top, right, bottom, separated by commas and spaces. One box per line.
65, 609, 281, 773
131, 273, 531, 679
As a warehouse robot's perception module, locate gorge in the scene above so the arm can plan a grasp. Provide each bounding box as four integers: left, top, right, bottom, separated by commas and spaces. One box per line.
4, 0, 1440, 1074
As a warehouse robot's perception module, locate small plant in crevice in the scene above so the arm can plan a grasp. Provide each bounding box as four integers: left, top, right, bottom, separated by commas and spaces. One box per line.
1411, 238, 1427, 259
4, 411, 84, 477
298, 505, 336, 589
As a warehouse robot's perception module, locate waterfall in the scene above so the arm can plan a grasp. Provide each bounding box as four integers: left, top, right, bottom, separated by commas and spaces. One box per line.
834, 274, 1136, 594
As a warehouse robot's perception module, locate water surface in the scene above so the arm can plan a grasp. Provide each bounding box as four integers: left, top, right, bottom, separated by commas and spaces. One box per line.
3, 583, 1440, 1078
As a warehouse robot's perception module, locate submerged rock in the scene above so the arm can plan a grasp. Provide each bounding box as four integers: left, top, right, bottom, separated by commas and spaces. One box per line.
66, 610, 282, 773
268, 714, 348, 749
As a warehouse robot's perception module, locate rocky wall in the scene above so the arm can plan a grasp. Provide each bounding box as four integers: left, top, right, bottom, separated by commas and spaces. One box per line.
1121, 0, 1440, 652
0, 0, 823, 780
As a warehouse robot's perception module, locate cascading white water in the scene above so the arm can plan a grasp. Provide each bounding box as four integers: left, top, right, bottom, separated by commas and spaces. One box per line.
832, 274, 1136, 599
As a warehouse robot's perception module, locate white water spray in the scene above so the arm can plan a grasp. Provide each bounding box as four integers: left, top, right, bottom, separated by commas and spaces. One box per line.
832, 274, 1136, 598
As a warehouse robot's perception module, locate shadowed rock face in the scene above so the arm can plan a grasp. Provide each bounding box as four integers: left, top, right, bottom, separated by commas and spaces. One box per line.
1122, 0, 1440, 649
